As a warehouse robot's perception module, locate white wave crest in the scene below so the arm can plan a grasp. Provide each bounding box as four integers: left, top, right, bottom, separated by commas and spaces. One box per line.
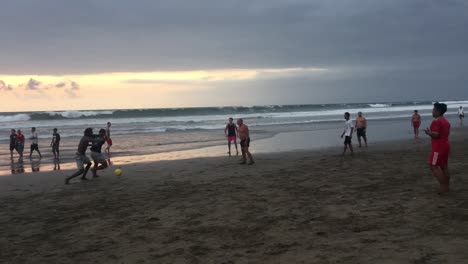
0, 114, 31, 122
368, 104, 392, 108
47, 110, 114, 118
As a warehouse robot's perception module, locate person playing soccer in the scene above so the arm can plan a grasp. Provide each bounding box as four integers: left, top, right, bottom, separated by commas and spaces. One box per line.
424, 102, 451, 194
411, 110, 421, 139
355, 111, 368, 148
65, 128, 93, 184
224, 117, 239, 156
341, 112, 354, 156
90, 129, 109, 178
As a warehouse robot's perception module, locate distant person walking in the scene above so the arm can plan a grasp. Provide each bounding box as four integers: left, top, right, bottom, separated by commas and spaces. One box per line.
224, 118, 239, 156
105, 122, 113, 155
341, 112, 354, 156
29, 127, 42, 158
411, 110, 421, 139
65, 128, 93, 184
355, 112, 368, 148
425, 103, 451, 194
9, 129, 17, 159
15, 129, 25, 158
237, 119, 254, 165
50, 128, 61, 159
458, 106, 464, 126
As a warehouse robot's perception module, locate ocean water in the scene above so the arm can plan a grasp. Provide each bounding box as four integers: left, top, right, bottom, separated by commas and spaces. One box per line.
0, 100, 466, 175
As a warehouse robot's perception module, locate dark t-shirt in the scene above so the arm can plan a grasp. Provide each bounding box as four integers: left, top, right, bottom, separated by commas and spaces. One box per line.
52, 133, 61, 145
227, 124, 237, 137
10, 134, 17, 146
90, 135, 106, 153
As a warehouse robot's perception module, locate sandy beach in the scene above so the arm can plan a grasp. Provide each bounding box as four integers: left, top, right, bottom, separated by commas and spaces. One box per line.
1, 128, 468, 263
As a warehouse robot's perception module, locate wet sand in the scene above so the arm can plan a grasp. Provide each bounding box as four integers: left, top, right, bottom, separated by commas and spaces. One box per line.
1, 128, 468, 263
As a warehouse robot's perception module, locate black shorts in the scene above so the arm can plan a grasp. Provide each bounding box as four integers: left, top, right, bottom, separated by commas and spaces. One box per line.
240, 137, 250, 148
52, 144, 60, 151
356, 128, 366, 138
344, 136, 352, 144
9, 144, 15, 151
31, 144, 39, 151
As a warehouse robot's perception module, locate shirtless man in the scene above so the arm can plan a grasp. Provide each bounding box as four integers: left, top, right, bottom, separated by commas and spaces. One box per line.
237, 119, 254, 165
355, 112, 368, 148
65, 128, 93, 184
411, 110, 421, 139
50, 128, 61, 159
224, 118, 239, 156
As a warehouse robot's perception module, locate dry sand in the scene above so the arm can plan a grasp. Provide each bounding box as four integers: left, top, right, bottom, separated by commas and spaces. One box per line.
1, 129, 468, 264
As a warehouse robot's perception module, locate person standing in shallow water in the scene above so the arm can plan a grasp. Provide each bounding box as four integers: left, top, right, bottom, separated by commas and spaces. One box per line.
9, 129, 17, 159
105, 122, 113, 155
425, 102, 451, 194
412, 110, 421, 139
29, 127, 42, 159
224, 118, 239, 156
50, 128, 61, 159
355, 112, 368, 148
341, 112, 354, 156
237, 118, 254, 165
458, 106, 464, 126
15, 129, 25, 158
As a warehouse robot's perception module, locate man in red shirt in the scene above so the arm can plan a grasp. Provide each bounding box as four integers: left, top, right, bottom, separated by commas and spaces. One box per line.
424, 102, 451, 193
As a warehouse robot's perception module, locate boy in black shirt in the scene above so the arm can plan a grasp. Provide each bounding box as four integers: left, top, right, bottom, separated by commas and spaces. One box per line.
91, 129, 108, 178
9, 129, 17, 159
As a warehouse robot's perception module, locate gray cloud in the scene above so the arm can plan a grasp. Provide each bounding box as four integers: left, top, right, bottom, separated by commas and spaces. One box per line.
25, 78, 42, 90
0, 0, 467, 102
0, 80, 14, 91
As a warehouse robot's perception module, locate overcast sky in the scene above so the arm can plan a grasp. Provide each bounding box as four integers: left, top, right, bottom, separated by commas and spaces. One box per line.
1, 0, 468, 111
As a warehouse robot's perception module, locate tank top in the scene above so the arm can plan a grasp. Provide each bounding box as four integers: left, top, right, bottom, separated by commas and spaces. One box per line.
227, 124, 237, 137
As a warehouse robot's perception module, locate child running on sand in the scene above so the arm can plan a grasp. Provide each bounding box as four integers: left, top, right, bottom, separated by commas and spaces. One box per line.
90, 129, 109, 178
65, 128, 93, 184
425, 102, 451, 194
341, 112, 354, 156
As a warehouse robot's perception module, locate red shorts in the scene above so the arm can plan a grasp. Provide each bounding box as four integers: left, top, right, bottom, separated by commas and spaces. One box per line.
227, 136, 236, 142
429, 151, 449, 167
413, 122, 420, 129
106, 138, 113, 146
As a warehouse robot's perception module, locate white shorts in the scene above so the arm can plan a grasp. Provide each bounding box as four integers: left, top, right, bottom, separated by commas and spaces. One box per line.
75, 153, 91, 169
91, 151, 106, 164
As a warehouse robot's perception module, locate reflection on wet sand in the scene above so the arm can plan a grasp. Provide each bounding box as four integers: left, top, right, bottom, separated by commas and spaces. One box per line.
10, 158, 25, 174
54, 158, 61, 171
31, 158, 41, 172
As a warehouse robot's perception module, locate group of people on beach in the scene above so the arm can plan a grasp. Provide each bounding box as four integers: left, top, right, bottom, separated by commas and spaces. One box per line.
339, 103, 457, 194
224, 118, 255, 165
9, 127, 47, 159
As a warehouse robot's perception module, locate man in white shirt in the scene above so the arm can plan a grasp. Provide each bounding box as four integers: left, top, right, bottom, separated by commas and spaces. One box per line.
458, 106, 464, 126
340, 112, 354, 156
29, 127, 42, 159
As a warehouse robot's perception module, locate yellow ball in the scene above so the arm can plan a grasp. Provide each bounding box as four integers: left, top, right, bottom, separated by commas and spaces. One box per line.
114, 168, 122, 176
